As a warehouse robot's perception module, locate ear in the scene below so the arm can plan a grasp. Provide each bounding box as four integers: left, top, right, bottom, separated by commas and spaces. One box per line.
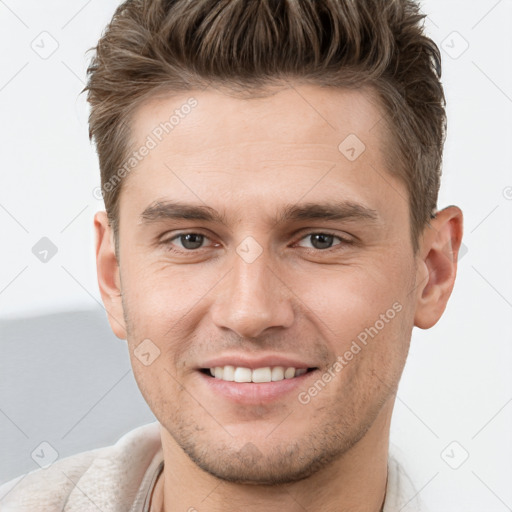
94, 210, 127, 339
413, 205, 464, 329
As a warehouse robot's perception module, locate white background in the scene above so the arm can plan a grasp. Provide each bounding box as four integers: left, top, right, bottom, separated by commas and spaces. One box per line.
1, 1, 511, 510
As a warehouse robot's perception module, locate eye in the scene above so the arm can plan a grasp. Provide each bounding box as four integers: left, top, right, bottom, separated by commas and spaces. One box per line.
295, 232, 353, 251
159, 230, 354, 255
162, 232, 214, 253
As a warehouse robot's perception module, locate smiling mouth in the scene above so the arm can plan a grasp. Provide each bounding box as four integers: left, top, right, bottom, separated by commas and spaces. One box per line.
199, 366, 318, 383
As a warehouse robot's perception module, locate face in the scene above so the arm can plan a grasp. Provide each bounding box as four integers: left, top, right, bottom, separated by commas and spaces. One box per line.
100, 84, 424, 484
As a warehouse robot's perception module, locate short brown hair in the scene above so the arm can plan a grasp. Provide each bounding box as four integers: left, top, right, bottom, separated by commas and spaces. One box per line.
84, 0, 445, 255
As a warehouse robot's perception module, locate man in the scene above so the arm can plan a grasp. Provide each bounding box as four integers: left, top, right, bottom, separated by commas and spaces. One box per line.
0, 0, 463, 510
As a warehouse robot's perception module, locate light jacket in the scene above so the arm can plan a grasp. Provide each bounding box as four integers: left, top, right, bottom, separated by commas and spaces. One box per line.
0, 421, 427, 511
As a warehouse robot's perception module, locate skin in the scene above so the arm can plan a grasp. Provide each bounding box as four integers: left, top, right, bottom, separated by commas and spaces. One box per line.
94, 83, 463, 512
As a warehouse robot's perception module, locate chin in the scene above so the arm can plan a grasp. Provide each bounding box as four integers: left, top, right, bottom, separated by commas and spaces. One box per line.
175, 429, 356, 486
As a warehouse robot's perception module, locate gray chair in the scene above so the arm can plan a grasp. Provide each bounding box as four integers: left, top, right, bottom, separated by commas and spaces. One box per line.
0, 306, 156, 486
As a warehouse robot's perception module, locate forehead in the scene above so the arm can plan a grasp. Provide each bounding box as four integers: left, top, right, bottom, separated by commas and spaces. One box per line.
120, 84, 406, 231
129, 84, 386, 162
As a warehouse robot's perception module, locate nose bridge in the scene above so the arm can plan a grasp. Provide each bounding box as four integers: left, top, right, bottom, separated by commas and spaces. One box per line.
210, 241, 294, 339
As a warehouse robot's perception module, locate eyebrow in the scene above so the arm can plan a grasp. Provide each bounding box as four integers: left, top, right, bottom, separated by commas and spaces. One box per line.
139, 199, 381, 227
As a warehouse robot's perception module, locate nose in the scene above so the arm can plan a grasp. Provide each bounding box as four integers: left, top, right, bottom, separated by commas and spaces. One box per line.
209, 249, 295, 340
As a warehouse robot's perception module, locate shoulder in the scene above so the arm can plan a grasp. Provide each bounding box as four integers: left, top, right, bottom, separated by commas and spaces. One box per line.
0, 446, 105, 511
0, 421, 161, 512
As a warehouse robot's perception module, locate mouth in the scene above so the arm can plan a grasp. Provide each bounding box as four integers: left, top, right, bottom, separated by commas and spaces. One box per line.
197, 365, 320, 404
199, 366, 318, 383
195, 354, 322, 404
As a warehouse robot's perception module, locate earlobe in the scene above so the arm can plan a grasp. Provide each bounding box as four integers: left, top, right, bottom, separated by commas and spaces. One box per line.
413, 206, 464, 330
94, 211, 127, 339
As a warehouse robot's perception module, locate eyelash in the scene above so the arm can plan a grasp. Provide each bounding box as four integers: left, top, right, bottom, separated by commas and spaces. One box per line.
159, 231, 354, 255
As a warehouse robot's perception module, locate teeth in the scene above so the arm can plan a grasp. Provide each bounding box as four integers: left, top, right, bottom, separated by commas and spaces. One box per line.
271, 366, 284, 381
207, 366, 310, 383
222, 365, 235, 381
284, 367, 295, 379
252, 367, 272, 383
234, 367, 252, 382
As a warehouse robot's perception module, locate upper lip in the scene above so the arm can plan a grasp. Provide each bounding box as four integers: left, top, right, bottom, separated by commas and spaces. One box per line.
199, 354, 317, 370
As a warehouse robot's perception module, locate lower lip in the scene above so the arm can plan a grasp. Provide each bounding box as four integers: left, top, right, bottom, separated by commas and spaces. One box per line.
197, 370, 318, 404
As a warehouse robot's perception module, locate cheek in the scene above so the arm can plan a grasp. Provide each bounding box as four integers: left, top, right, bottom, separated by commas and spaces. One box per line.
293, 264, 404, 332
121, 259, 214, 324
291, 261, 413, 388
121, 245, 413, 359
120, 263, 219, 373
128, 352, 186, 424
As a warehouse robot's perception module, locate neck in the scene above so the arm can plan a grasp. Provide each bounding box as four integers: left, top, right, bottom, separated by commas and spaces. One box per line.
156, 402, 393, 512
